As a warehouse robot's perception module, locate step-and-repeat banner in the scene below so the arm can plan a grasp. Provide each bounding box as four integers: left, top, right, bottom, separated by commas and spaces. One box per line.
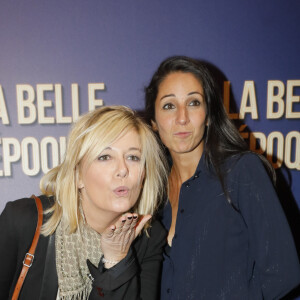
0, 1, 299, 279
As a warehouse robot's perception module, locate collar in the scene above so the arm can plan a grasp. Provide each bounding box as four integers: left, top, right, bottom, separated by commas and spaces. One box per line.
167, 150, 209, 182
184, 152, 210, 183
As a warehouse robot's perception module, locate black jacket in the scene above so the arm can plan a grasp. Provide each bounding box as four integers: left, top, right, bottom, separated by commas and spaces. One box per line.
0, 196, 167, 300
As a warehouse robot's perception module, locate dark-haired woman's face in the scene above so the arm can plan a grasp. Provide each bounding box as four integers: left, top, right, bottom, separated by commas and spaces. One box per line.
152, 72, 207, 156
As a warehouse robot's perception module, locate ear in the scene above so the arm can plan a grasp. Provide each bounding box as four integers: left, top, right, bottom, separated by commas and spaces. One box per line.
78, 181, 84, 189
151, 119, 158, 132
76, 167, 84, 189
205, 115, 209, 126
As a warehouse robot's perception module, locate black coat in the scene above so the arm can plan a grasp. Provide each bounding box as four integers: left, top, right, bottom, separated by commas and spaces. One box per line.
0, 196, 167, 300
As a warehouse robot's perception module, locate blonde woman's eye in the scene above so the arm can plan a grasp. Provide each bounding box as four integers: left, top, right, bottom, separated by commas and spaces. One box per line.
127, 155, 141, 161
189, 99, 201, 106
162, 103, 175, 110
98, 155, 110, 161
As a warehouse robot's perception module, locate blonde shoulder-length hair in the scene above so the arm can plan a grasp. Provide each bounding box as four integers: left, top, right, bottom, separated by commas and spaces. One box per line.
41, 106, 168, 236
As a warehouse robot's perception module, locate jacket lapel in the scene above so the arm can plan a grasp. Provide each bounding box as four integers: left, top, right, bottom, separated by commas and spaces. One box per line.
39, 234, 58, 299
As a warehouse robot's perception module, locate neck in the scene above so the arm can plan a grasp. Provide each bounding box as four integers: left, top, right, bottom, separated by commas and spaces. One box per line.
170, 144, 204, 183
81, 201, 121, 234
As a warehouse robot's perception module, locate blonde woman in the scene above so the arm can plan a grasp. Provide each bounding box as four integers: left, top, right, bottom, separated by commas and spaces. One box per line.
0, 106, 168, 300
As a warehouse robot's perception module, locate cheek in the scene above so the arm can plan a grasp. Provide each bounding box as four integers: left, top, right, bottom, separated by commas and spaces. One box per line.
156, 116, 172, 134
192, 110, 206, 126
85, 169, 106, 190
155, 107, 170, 128
131, 168, 144, 188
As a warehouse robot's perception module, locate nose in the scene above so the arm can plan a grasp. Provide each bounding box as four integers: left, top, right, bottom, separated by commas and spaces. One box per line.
116, 159, 128, 178
176, 106, 189, 125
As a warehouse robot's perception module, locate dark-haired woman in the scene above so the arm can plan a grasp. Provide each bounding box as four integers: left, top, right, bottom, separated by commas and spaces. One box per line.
145, 56, 300, 299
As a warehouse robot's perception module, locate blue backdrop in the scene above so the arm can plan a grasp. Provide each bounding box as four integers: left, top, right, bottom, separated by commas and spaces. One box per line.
0, 0, 299, 297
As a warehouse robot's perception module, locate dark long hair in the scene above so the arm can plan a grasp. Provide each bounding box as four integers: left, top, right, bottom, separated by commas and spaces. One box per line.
145, 56, 274, 204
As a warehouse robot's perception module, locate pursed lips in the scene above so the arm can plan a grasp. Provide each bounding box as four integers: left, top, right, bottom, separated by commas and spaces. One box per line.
113, 186, 129, 197
173, 131, 192, 138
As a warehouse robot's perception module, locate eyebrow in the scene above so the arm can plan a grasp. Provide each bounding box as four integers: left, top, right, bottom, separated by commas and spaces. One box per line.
103, 147, 141, 152
128, 147, 142, 152
188, 91, 203, 97
159, 93, 175, 101
159, 91, 203, 101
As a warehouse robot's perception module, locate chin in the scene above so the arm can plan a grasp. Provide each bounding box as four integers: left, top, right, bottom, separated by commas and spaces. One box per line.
174, 147, 193, 154
111, 203, 134, 214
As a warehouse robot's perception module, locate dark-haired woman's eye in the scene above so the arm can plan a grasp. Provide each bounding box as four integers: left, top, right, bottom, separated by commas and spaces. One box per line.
162, 103, 175, 110
189, 99, 201, 106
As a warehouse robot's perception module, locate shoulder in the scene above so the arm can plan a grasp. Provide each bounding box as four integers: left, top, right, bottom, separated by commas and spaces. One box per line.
0, 198, 37, 252
134, 219, 167, 256
0, 195, 53, 232
146, 219, 167, 254
227, 152, 262, 169
148, 219, 168, 241
225, 152, 271, 181
2, 197, 36, 219
1, 195, 53, 217
225, 153, 279, 210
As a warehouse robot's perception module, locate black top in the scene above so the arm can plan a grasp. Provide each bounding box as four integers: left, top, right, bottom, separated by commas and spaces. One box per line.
160, 153, 300, 300
0, 196, 167, 300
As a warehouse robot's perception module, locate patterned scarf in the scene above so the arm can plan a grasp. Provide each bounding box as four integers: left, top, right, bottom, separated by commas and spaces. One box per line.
55, 218, 102, 299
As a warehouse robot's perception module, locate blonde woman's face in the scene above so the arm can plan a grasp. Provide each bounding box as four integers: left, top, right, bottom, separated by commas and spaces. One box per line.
78, 130, 144, 222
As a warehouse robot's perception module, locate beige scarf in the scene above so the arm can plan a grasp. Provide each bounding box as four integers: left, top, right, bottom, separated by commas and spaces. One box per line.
55, 218, 102, 299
